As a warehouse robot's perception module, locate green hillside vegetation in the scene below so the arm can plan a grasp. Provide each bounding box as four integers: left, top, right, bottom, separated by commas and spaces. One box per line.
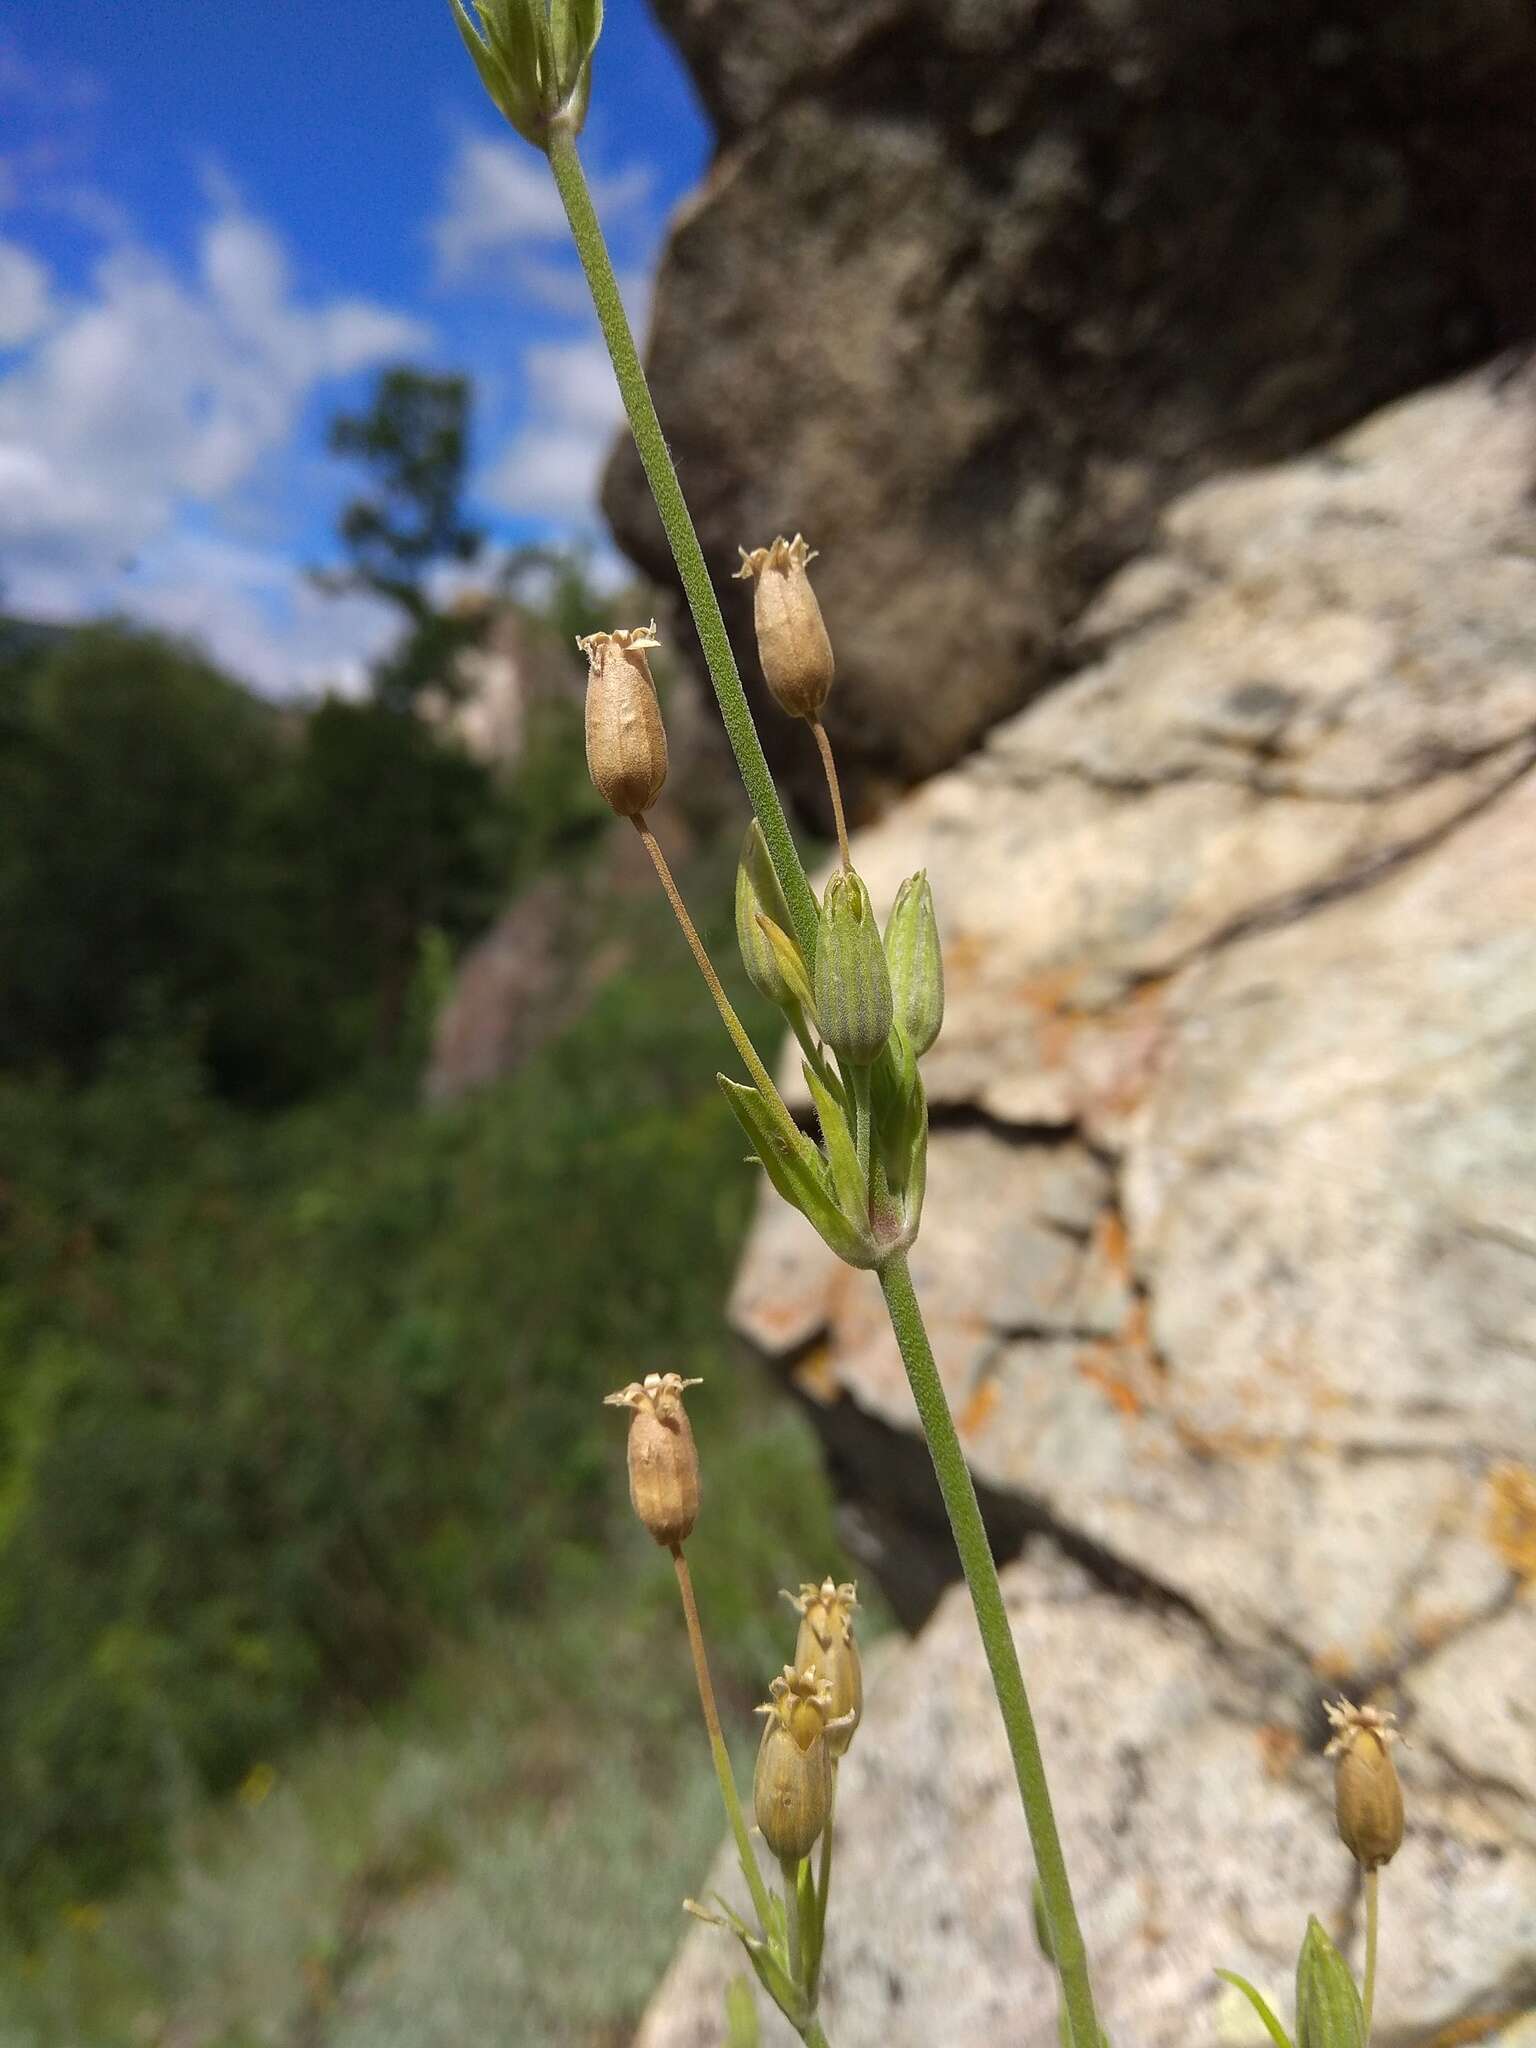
0, 371, 863, 2039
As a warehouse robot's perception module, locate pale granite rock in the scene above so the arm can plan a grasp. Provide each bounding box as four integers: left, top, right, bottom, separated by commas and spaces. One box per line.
638, 1557, 1536, 2048
643, 361, 1536, 2044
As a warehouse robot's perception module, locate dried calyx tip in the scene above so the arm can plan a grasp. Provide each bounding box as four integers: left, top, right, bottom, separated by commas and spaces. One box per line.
602, 1371, 703, 1409
734, 534, 818, 580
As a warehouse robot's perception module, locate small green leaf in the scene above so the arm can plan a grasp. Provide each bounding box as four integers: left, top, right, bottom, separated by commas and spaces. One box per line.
802, 1059, 868, 1233
1215, 1968, 1296, 2048
1294, 1918, 1365, 2048
795, 1851, 822, 1991
718, 1078, 877, 1267
724, 1977, 761, 2048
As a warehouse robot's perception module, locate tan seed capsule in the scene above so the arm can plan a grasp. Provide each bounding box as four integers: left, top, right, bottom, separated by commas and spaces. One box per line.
1324, 1697, 1404, 1870
734, 535, 834, 722
602, 1372, 702, 1547
753, 1665, 839, 1862
578, 622, 668, 817
784, 1578, 862, 1757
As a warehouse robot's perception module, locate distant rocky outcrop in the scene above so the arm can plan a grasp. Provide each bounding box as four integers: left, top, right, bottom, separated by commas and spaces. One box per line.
604, 0, 1536, 822
638, 360, 1536, 2043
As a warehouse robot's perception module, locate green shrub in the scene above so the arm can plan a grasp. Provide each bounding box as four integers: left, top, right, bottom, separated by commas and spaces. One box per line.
0, 854, 782, 1925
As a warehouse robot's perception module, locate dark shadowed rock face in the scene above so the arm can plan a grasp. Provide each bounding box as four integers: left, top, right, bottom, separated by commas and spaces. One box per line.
604, 0, 1536, 821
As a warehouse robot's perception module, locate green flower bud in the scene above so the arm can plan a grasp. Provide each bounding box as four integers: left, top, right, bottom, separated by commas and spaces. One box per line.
736, 821, 813, 1013
883, 872, 944, 1057
753, 1666, 838, 1863
815, 869, 892, 1067
448, 0, 602, 147
1295, 1917, 1365, 2048
784, 1579, 862, 1758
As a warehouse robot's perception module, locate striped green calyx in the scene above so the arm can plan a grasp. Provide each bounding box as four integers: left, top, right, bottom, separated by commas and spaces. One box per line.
814, 868, 892, 1067
447, 0, 602, 147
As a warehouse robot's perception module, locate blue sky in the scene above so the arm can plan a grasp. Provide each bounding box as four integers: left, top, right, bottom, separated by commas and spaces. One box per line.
0, 3, 710, 692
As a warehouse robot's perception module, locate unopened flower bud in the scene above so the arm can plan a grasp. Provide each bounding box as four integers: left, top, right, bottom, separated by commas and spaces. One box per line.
578, 623, 668, 818
449, 0, 602, 147
883, 873, 944, 1057
602, 1372, 702, 1547
1295, 1915, 1366, 2048
1324, 1698, 1404, 1870
736, 821, 813, 1013
815, 869, 893, 1066
753, 1665, 838, 1862
784, 1578, 862, 1757
734, 535, 834, 722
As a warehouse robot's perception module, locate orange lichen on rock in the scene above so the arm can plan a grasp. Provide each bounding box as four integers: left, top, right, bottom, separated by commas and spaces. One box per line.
957, 1376, 1001, 1438
790, 1340, 843, 1406
1077, 1356, 1143, 1418
1486, 1461, 1536, 1581
1256, 1723, 1301, 1780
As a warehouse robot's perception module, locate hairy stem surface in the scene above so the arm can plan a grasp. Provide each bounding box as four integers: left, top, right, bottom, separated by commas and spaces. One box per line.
634, 817, 801, 1148
810, 720, 850, 869
878, 1252, 1102, 2048
1363, 1868, 1379, 2042
547, 124, 819, 961
672, 1546, 775, 1935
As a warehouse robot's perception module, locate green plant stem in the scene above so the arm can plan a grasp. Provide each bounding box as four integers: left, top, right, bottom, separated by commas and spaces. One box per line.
546, 123, 819, 963
1362, 1869, 1379, 2042
781, 1857, 803, 1990
812, 1788, 835, 2001
877, 1251, 1102, 2048
803, 2023, 832, 2048
634, 817, 801, 1151
672, 1546, 776, 1936
850, 1065, 872, 1190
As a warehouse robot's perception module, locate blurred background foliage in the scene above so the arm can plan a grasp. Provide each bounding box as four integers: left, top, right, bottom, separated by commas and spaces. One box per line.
0, 368, 863, 2040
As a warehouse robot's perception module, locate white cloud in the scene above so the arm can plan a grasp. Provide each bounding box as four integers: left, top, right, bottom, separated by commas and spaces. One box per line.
481, 338, 624, 521
0, 237, 52, 345
0, 202, 427, 689
430, 133, 652, 283
125, 534, 399, 698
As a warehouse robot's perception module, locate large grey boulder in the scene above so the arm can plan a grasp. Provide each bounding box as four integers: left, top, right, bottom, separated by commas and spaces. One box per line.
640, 359, 1536, 2043
604, 0, 1536, 820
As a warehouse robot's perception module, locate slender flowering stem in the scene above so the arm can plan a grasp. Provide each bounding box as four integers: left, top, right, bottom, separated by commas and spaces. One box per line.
633, 817, 801, 1148
781, 1858, 803, 1993
850, 1065, 872, 1191
1362, 1869, 1379, 2042
672, 1546, 776, 1935
878, 1251, 1102, 2048
546, 122, 819, 963
810, 720, 851, 869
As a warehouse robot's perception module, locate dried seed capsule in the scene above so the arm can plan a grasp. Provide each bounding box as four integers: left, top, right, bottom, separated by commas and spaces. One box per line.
578, 622, 668, 818
1324, 1698, 1404, 1870
784, 1578, 862, 1757
884, 872, 944, 1058
602, 1372, 702, 1547
1295, 1915, 1366, 2048
734, 535, 834, 722
815, 868, 893, 1066
753, 1665, 838, 1862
